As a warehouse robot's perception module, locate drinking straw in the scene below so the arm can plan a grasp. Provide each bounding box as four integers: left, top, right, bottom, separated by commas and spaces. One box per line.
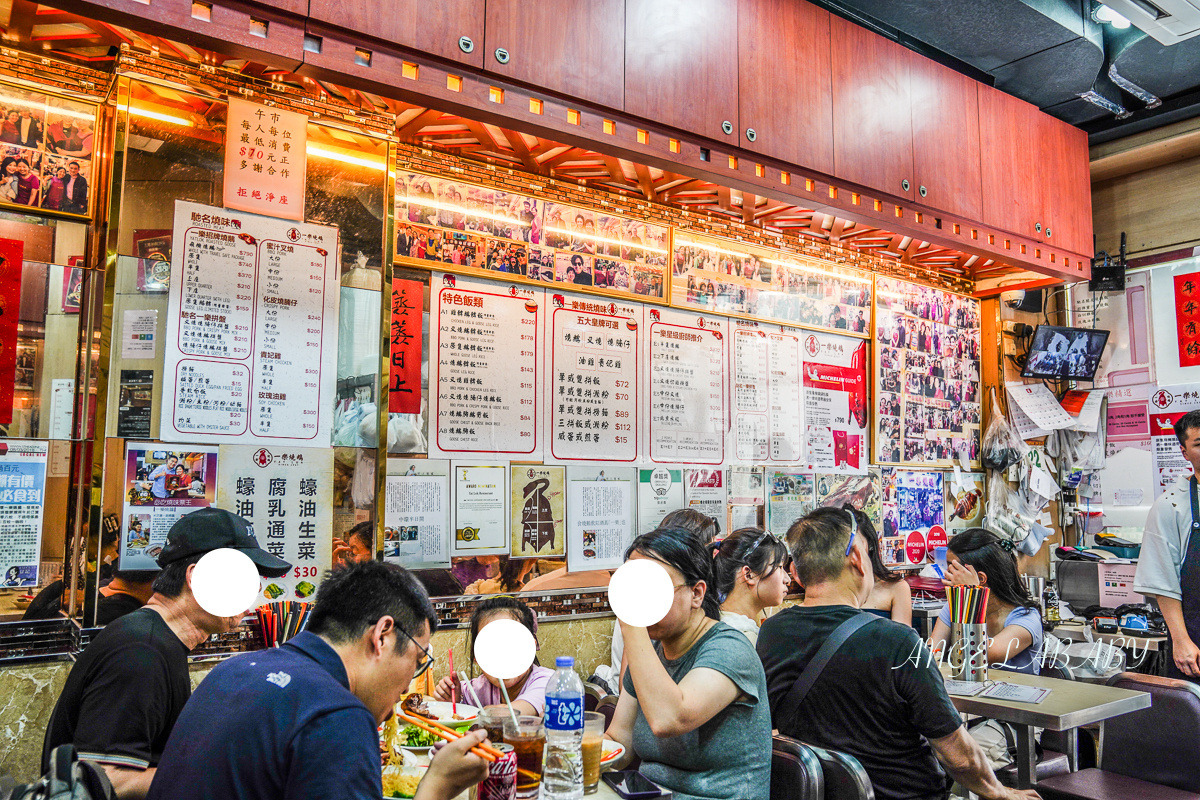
449, 648, 457, 716
459, 671, 485, 709
498, 678, 520, 730
398, 712, 542, 781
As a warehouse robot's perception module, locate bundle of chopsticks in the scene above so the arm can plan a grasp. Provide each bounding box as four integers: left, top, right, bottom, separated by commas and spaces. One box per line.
397, 711, 540, 781
256, 601, 312, 648
947, 585, 989, 624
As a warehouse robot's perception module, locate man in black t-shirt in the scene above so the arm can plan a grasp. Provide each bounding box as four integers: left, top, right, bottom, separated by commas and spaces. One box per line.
43, 508, 291, 799
759, 507, 1037, 800
95, 568, 159, 626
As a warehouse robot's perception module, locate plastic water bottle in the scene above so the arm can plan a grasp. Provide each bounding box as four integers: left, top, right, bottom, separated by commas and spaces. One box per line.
542, 656, 584, 800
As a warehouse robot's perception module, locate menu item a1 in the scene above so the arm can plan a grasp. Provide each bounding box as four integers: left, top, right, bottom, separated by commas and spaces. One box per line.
510, 465, 565, 558
121, 444, 218, 571
875, 277, 982, 468
0, 440, 48, 587
160, 201, 339, 446
646, 309, 727, 465
452, 463, 509, 556
385, 459, 451, 568
547, 293, 640, 462
803, 331, 868, 474
216, 446, 333, 604
567, 467, 636, 572
636, 468, 683, 535
431, 273, 543, 459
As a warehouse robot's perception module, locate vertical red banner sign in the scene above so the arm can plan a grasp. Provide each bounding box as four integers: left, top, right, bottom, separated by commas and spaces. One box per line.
1173, 272, 1200, 366
0, 237, 25, 425
389, 279, 423, 414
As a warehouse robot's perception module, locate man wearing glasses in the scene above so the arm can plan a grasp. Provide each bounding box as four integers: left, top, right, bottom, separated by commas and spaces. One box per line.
146, 560, 488, 800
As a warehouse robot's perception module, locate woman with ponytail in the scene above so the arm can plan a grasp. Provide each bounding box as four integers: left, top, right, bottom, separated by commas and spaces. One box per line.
605, 525, 771, 800
713, 528, 791, 645
930, 527, 1044, 674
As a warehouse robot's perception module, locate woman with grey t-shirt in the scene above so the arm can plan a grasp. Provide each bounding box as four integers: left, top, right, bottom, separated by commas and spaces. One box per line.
605, 525, 771, 800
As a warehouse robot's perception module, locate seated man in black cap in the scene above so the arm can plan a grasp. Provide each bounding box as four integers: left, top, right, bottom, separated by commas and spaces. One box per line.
43, 507, 290, 799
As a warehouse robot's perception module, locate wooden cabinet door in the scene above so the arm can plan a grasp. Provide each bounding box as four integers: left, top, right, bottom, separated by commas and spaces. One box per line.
978, 83, 1041, 238
910, 57, 982, 221
308, 0, 485, 69
625, 0, 739, 144
1042, 117, 1093, 256
737, 0, 833, 173
830, 14, 914, 199
485, 0, 624, 110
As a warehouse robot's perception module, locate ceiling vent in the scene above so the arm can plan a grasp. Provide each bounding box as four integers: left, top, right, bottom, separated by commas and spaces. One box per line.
1102, 0, 1200, 44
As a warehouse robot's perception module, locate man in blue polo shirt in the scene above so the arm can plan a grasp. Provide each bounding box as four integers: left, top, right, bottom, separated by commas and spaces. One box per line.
146, 560, 487, 800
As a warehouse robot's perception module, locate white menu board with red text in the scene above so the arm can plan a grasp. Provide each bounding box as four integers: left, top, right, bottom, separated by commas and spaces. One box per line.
160, 201, 339, 445
644, 309, 727, 466
803, 331, 869, 475
430, 273, 544, 459
731, 323, 804, 465
545, 292, 641, 463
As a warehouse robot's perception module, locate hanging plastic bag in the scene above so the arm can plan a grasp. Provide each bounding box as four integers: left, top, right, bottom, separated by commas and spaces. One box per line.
982, 387, 1029, 473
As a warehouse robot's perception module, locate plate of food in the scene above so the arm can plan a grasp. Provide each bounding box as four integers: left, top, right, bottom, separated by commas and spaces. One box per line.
381, 759, 428, 798
601, 740, 625, 766
397, 694, 479, 730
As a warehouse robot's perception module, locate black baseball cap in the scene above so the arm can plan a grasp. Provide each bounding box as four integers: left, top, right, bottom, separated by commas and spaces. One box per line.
156, 507, 291, 577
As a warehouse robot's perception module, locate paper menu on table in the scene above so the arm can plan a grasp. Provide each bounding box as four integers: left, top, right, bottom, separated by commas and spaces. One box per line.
1006, 384, 1075, 432
980, 683, 1051, 704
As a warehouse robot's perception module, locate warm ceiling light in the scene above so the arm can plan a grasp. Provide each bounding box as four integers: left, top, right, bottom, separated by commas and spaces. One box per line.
128, 105, 194, 127
307, 145, 386, 171
1093, 4, 1132, 28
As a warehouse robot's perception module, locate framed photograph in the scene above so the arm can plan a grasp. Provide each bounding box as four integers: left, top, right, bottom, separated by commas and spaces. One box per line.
874, 276, 981, 468
670, 230, 872, 336
0, 82, 96, 218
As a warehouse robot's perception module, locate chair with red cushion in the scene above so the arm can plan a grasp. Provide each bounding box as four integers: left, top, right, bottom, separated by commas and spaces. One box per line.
1036, 672, 1200, 800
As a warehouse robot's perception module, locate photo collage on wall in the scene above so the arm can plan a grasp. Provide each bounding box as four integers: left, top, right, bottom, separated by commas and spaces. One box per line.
874, 277, 982, 467
671, 232, 873, 336
0, 81, 96, 218
394, 172, 669, 302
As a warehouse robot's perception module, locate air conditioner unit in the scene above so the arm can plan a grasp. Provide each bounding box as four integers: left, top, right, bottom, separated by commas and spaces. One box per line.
1103, 0, 1200, 44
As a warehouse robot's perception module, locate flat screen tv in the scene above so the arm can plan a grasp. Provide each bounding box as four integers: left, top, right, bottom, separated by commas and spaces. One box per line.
1021, 325, 1109, 381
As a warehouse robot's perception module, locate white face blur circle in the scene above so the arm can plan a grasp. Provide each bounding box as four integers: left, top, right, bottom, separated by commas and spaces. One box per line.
607, 558, 674, 628
190, 548, 260, 618
474, 618, 536, 680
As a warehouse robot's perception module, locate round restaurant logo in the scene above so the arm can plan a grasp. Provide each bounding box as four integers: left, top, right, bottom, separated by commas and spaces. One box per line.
253, 448, 273, 468
805, 335, 819, 357
1152, 389, 1173, 409
287, 227, 300, 242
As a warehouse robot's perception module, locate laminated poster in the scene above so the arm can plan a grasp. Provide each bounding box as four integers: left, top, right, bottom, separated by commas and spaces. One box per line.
510, 464, 565, 558
0, 440, 48, 588
431, 273, 544, 459
815, 472, 881, 526
803, 331, 868, 474
1148, 383, 1200, 495
895, 471, 945, 566
121, 443, 218, 571
566, 466, 635, 572
216, 446, 333, 605
637, 468, 683, 535
684, 468, 727, 522
945, 471, 986, 530
645, 308, 727, 465
451, 463, 509, 557
116, 370, 154, 439
730, 325, 802, 464
160, 201, 340, 446
767, 471, 815, 537
729, 466, 766, 506
385, 459, 451, 569
546, 292, 640, 463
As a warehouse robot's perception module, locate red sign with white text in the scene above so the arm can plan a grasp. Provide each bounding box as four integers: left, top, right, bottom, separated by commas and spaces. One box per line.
0, 237, 25, 424
389, 279, 424, 414
905, 530, 928, 564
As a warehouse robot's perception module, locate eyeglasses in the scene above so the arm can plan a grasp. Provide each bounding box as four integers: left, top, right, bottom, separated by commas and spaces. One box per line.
397, 624, 435, 678
843, 507, 858, 557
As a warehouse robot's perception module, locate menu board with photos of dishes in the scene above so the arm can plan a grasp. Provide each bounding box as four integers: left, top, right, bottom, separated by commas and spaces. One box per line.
874, 277, 982, 468
671, 232, 872, 336
0, 81, 97, 218
394, 172, 668, 303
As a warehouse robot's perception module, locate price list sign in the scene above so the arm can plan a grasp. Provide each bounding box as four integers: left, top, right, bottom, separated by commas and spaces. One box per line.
223, 98, 307, 221
161, 201, 339, 446
547, 293, 640, 463
767, 332, 803, 463
647, 310, 727, 465
0, 440, 48, 588
732, 327, 769, 462
431, 274, 543, 458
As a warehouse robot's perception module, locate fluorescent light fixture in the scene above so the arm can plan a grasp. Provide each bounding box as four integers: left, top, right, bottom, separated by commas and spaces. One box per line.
306, 144, 386, 171
1093, 4, 1132, 28
128, 105, 194, 127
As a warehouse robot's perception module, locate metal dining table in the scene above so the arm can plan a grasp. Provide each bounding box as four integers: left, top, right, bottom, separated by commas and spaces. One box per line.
940, 664, 1150, 788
